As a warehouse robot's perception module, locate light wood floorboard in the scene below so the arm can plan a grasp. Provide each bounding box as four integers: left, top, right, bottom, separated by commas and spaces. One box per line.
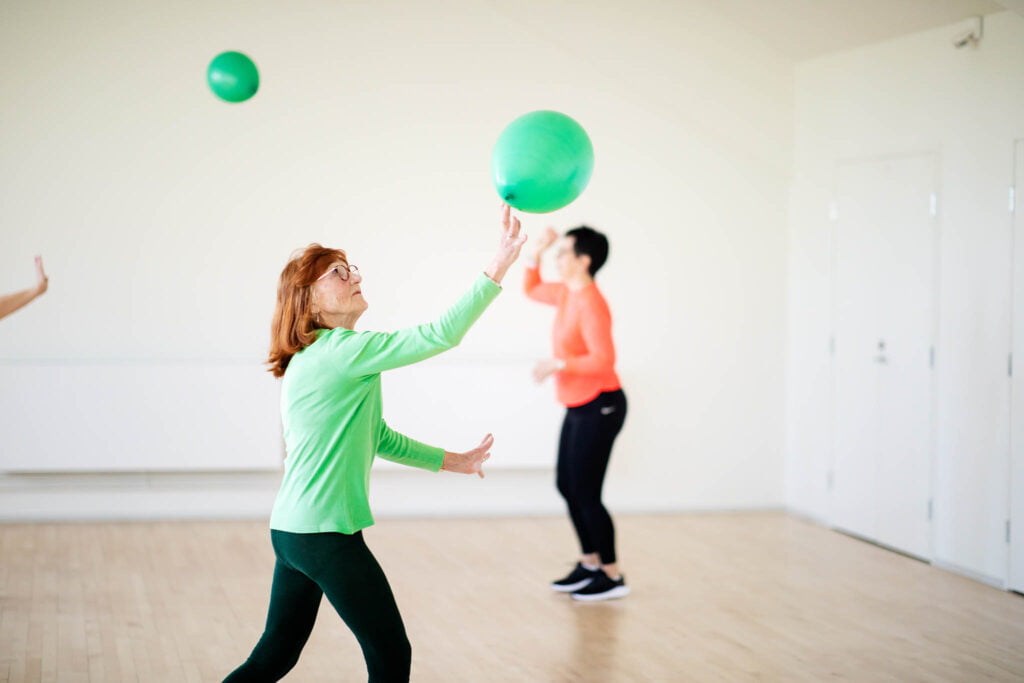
1, 513, 1022, 681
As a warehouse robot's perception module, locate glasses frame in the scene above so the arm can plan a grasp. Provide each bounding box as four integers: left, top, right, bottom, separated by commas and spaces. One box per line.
317, 264, 359, 282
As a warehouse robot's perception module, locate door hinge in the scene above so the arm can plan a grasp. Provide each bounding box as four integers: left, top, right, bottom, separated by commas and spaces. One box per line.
928, 499, 933, 521
929, 192, 938, 217
1010, 187, 1016, 214
1007, 519, 1012, 544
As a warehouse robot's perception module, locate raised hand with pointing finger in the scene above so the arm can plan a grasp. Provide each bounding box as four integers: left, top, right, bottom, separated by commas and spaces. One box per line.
0, 256, 49, 321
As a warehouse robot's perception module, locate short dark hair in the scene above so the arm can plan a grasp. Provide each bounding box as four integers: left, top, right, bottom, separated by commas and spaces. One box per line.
565, 226, 609, 277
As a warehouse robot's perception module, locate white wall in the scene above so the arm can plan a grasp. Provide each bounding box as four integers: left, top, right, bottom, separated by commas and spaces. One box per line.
785, 12, 1024, 585
0, 0, 792, 518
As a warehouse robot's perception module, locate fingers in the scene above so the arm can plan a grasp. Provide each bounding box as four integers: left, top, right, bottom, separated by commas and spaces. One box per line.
478, 433, 494, 451
474, 434, 493, 478
477, 451, 490, 478
503, 206, 520, 241
532, 361, 547, 383
34, 256, 48, 289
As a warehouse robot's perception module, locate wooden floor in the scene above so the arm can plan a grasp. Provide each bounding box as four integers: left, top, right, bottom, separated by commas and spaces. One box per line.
1, 512, 1023, 682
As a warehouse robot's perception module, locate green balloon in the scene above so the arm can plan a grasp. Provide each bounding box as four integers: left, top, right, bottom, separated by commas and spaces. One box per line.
207, 51, 260, 103
491, 110, 594, 213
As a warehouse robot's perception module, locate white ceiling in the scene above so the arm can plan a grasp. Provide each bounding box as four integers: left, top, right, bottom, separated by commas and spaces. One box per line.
707, 0, 1010, 61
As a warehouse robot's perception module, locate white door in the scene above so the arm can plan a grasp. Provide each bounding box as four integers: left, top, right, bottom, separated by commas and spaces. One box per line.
1010, 140, 1024, 593
831, 155, 936, 559
831, 162, 883, 539
872, 156, 936, 559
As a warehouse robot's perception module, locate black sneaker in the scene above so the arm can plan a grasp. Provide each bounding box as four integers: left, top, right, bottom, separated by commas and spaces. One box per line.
551, 563, 601, 592
570, 570, 630, 601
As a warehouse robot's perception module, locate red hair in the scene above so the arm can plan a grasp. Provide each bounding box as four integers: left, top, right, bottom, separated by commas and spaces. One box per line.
267, 243, 348, 378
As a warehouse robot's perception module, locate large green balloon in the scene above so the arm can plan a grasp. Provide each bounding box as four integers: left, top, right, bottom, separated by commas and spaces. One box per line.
207, 51, 260, 103
491, 110, 594, 213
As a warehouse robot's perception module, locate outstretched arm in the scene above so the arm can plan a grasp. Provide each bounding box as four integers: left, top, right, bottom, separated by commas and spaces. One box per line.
523, 226, 562, 305
0, 257, 48, 321
378, 421, 493, 478
377, 420, 445, 471
333, 205, 527, 376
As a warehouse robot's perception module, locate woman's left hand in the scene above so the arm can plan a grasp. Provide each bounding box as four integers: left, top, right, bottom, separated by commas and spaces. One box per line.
533, 358, 563, 383
441, 433, 493, 478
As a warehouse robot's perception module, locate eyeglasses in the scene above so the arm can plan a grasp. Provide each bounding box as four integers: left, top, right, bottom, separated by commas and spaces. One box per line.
317, 264, 359, 282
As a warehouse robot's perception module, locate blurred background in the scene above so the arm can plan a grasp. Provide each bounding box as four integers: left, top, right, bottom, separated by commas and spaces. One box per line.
1, 0, 1022, 593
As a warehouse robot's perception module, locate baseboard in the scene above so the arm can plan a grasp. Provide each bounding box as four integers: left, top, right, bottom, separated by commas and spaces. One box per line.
930, 558, 1007, 590
0, 469, 565, 522
0, 470, 782, 522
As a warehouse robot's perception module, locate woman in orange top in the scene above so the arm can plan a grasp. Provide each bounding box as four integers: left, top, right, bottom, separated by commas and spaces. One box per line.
525, 225, 629, 601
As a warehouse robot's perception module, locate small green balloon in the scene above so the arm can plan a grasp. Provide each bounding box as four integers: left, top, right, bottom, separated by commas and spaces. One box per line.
491, 110, 594, 213
207, 51, 260, 103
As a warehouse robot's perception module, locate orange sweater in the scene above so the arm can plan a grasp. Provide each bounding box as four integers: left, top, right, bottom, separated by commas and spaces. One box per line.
524, 265, 622, 407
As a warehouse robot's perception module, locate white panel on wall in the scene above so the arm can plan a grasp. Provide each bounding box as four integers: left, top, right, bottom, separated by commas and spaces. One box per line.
0, 361, 282, 471
377, 358, 562, 469
1010, 139, 1024, 593
830, 155, 936, 559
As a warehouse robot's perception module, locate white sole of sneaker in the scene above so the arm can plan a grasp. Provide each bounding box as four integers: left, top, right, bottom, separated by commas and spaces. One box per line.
571, 585, 631, 601
551, 578, 595, 593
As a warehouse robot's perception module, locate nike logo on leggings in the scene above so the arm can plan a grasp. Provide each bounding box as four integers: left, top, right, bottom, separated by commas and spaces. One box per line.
600, 406, 616, 415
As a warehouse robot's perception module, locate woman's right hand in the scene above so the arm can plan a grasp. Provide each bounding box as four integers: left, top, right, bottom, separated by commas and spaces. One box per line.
441, 433, 494, 478
532, 227, 558, 261
485, 204, 527, 284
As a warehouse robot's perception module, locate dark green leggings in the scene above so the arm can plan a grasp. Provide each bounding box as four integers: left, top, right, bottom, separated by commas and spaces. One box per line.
224, 529, 410, 682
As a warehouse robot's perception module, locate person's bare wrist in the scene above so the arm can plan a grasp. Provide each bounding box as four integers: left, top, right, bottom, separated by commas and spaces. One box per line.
485, 262, 509, 284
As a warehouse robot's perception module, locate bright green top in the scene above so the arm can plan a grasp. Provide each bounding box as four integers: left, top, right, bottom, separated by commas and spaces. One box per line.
269, 273, 502, 534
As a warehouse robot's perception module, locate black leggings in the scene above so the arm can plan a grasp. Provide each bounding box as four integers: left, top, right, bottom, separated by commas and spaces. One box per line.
556, 389, 627, 565
224, 530, 410, 683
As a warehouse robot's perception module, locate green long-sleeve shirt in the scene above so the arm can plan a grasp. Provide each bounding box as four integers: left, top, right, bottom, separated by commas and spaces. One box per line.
269, 273, 501, 534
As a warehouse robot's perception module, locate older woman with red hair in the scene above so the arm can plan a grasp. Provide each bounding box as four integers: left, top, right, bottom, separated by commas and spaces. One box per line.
225, 206, 526, 683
